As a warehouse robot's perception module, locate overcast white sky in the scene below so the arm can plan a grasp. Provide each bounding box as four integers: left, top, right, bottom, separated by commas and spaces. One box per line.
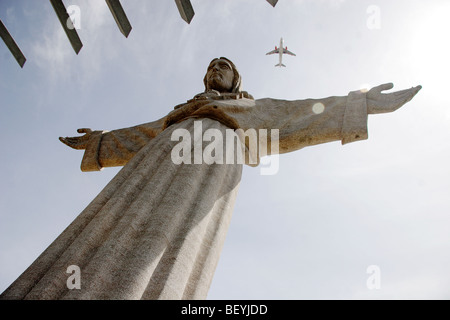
1, 0, 449, 300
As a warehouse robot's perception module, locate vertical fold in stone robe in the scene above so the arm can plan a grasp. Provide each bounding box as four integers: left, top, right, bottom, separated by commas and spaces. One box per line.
0, 90, 369, 300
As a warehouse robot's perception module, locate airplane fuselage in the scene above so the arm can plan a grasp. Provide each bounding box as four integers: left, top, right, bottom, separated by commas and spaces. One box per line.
266, 37, 295, 67
278, 38, 284, 66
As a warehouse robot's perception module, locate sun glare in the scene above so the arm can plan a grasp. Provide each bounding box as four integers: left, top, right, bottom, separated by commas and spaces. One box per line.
408, 3, 450, 91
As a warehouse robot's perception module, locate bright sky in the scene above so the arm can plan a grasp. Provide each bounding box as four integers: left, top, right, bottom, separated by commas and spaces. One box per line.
1, 0, 449, 300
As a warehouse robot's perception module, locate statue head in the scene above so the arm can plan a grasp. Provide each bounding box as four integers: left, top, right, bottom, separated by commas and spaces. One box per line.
203, 57, 242, 94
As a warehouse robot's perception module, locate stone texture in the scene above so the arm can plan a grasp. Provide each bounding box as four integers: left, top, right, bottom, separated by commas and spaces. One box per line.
175, 0, 195, 24
267, 0, 279, 8
49, 0, 83, 54
105, 0, 132, 38
0, 19, 26, 68
0, 57, 421, 300
0, 118, 242, 300
70, 92, 371, 173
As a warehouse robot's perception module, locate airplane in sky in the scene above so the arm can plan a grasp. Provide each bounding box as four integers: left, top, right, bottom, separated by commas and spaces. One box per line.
266, 37, 296, 67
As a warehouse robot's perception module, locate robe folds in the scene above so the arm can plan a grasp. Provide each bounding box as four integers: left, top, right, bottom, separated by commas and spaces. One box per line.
0, 90, 368, 300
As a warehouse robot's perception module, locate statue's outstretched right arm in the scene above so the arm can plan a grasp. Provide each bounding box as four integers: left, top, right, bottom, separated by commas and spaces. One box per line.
59, 117, 166, 172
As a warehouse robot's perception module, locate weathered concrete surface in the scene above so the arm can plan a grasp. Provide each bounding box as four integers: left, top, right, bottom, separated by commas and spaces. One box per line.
0, 118, 242, 300
0, 57, 421, 300
50, 0, 83, 54
175, 0, 195, 24
267, 0, 279, 7
106, 0, 132, 38
0, 19, 26, 67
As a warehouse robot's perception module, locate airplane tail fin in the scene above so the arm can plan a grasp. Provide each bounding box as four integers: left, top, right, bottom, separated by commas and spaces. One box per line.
275, 63, 286, 67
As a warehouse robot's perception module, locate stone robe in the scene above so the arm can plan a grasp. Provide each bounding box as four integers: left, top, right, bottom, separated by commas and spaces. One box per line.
0, 90, 368, 300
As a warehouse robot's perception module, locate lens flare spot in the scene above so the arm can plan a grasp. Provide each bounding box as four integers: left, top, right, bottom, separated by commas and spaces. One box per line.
360, 83, 371, 93
312, 103, 325, 114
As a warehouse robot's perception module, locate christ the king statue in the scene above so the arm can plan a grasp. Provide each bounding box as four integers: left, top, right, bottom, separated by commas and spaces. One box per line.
0, 57, 421, 300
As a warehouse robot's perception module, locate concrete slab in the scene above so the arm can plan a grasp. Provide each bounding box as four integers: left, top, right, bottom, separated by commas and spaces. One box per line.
0, 19, 26, 68
267, 0, 278, 7
105, 0, 132, 38
49, 0, 83, 54
175, 0, 195, 24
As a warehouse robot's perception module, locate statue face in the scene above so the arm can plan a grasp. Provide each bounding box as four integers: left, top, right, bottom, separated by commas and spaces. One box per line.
205, 59, 234, 93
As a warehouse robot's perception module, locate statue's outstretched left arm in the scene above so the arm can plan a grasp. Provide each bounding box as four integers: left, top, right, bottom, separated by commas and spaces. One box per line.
251, 83, 421, 155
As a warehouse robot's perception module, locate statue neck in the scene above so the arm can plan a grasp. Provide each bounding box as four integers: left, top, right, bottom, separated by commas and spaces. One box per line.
173, 90, 254, 110
190, 90, 254, 102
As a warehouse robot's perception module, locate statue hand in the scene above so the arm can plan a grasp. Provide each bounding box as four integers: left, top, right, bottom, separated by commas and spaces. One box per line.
59, 128, 93, 150
367, 83, 422, 114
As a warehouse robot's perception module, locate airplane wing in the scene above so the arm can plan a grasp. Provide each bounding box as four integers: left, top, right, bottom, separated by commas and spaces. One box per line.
266, 49, 279, 55
283, 48, 296, 56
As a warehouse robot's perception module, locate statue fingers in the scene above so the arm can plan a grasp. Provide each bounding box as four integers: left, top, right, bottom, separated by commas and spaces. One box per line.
373, 82, 394, 93
59, 136, 77, 149
77, 128, 92, 134
367, 83, 394, 103
59, 136, 70, 146
393, 86, 422, 104
59, 136, 86, 149
368, 85, 422, 114
393, 85, 421, 96
380, 86, 421, 112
